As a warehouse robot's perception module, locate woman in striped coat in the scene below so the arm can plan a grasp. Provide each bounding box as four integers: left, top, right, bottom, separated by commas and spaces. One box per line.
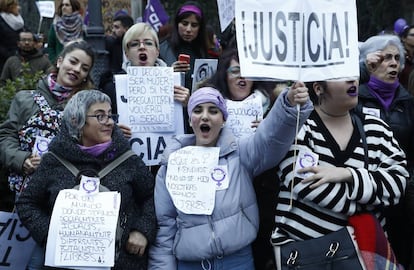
271, 79, 408, 251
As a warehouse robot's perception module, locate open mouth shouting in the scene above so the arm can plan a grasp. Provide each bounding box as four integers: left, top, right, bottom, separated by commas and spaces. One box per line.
388, 70, 398, 80
139, 53, 148, 63
200, 124, 211, 135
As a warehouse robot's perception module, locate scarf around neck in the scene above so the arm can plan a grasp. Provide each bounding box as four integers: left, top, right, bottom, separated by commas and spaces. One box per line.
47, 73, 73, 102
367, 76, 399, 111
78, 141, 112, 157
54, 11, 83, 44
0, 12, 24, 31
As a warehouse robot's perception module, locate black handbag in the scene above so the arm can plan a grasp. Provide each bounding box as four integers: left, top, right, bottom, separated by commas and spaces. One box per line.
274, 226, 365, 270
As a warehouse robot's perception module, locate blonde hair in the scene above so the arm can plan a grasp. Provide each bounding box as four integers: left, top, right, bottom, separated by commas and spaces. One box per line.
122, 22, 159, 52
0, 0, 18, 12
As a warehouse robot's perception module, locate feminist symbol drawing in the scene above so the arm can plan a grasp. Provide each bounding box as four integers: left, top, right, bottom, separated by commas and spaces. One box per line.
211, 167, 226, 187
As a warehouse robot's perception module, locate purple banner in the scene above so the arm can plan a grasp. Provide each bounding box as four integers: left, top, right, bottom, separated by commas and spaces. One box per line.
143, 0, 169, 32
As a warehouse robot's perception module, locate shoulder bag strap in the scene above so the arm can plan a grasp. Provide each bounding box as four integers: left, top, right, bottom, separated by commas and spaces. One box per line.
48, 151, 79, 176
49, 149, 136, 178
98, 150, 136, 178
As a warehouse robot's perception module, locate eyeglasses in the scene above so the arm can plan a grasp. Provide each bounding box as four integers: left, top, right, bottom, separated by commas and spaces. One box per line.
87, 114, 119, 124
227, 66, 241, 78
128, 39, 156, 49
20, 38, 34, 43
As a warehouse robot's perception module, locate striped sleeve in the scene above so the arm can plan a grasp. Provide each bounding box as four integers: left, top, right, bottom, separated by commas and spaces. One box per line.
272, 115, 408, 242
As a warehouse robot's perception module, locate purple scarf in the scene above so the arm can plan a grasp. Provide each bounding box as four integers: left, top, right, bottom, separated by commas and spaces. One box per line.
78, 141, 112, 157
367, 76, 399, 111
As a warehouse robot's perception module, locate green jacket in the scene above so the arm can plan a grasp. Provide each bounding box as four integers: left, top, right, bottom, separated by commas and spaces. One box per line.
47, 25, 63, 64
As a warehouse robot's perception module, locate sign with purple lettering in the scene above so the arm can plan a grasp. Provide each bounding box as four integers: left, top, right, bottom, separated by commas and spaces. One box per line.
235, 0, 359, 81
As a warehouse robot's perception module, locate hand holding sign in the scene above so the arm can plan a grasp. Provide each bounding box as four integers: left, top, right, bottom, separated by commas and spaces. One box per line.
235, 0, 359, 81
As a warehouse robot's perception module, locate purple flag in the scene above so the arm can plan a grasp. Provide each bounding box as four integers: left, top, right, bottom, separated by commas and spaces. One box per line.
143, 0, 169, 32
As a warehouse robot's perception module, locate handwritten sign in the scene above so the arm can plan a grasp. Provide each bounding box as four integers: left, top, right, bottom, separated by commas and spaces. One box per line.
0, 211, 35, 270
226, 94, 263, 139
217, 0, 235, 32
45, 190, 120, 268
35, 1, 55, 18
166, 146, 220, 215
192, 59, 218, 91
126, 66, 175, 132
115, 72, 185, 166
235, 0, 359, 81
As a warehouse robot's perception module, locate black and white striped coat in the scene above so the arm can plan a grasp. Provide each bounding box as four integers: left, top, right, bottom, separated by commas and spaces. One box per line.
271, 111, 408, 245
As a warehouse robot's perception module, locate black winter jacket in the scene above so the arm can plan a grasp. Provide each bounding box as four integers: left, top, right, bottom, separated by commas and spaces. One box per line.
355, 83, 414, 172
16, 125, 156, 269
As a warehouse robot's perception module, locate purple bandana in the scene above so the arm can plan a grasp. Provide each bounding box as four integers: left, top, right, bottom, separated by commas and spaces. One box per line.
178, 5, 202, 17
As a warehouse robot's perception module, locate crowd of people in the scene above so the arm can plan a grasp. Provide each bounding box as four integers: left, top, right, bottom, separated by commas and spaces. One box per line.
1, 0, 414, 269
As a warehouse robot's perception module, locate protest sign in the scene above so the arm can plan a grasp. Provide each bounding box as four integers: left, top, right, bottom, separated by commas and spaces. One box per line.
226, 94, 263, 139
35, 1, 55, 18
115, 71, 185, 166
235, 0, 359, 81
191, 59, 218, 91
126, 67, 175, 133
35, 1, 55, 34
0, 211, 35, 270
165, 146, 220, 215
45, 190, 120, 268
216, 0, 235, 32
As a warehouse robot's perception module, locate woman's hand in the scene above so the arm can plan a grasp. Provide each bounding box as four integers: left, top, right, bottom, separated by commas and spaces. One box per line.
172, 60, 190, 73
365, 50, 384, 73
174, 85, 190, 106
117, 123, 132, 139
287, 81, 309, 107
126, 230, 148, 256
23, 154, 41, 174
299, 166, 353, 189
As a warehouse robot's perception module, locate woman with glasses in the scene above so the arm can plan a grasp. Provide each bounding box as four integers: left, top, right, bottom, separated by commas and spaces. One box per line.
47, 0, 84, 64
0, 39, 94, 269
0, 0, 24, 72
16, 90, 157, 270
100, 22, 191, 131
206, 48, 271, 122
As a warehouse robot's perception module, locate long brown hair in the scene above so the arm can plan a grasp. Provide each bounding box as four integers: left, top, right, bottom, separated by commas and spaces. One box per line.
56, 0, 82, 17
51, 40, 95, 93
